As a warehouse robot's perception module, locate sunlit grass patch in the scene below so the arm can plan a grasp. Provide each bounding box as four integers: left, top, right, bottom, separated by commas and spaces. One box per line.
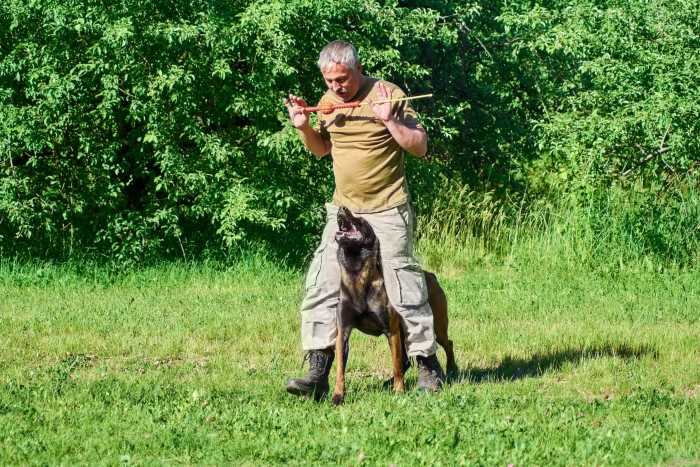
2, 255, 699, 464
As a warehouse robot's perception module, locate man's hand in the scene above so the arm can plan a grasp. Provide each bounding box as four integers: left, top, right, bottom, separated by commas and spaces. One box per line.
285, 93, 331, 157
370, 82, 428, 157
369, 82, 393, 122
286, 94, 310, 129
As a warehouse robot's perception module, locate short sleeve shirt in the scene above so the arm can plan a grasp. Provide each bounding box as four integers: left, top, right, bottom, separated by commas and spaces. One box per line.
316, 77, 420, 213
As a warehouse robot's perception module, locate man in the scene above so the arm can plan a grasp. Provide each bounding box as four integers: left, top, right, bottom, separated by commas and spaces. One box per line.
285, 40, 444, 399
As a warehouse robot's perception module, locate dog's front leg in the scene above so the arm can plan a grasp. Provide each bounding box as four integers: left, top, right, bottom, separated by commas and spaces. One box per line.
332, 326, 345, 405
332, 325, 351, 405
388, 309, 405, 393
332, 307, 352, 406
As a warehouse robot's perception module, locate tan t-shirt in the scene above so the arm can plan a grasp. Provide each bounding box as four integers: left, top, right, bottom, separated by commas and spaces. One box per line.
316, 77, 421, 213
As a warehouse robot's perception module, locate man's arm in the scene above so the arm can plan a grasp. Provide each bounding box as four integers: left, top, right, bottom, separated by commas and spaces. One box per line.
383, 118, 428, 158
370, 83, 428, 158
286, 94, 332, 158
296, 123, 332, 158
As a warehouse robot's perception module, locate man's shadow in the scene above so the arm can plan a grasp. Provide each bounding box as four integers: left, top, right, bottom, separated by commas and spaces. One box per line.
371, 342, 656, 391
448, 342, 657, 384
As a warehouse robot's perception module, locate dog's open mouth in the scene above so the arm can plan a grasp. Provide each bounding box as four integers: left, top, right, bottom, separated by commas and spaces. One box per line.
337, 217, 362, 240
337, 209, 363, 241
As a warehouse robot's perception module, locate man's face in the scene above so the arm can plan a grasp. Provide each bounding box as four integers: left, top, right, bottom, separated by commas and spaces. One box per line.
321, 62, 363, 102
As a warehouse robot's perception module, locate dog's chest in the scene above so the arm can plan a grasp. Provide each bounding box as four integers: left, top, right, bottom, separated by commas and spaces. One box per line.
341, 276, 391, 336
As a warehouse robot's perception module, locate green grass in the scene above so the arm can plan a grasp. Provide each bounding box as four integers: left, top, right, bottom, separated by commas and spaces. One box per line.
1, 253, 700, 465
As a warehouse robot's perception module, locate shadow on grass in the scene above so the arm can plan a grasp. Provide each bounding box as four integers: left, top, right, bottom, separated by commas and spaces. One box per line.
365, 343, 657, 393
451, 342, 658, 384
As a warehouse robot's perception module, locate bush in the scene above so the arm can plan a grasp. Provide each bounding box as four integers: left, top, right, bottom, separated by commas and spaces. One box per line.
1, 0, 698, 266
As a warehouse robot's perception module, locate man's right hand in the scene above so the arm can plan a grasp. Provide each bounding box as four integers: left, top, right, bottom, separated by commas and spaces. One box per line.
286, 94, 310, 129
285, 93, 331, 157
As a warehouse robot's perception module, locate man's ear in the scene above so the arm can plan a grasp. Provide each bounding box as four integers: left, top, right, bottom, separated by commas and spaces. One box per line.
357, 64, 363, 74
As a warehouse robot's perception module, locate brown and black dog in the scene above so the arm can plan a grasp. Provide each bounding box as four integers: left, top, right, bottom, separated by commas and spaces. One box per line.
332, 206, 457, 405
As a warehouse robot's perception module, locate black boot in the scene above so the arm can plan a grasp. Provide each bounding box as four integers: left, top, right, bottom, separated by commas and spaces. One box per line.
286, 348, 334, 400
416, 354, 445, 392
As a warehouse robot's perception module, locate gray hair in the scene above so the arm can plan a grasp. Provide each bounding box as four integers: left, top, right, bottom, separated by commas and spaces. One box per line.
317, 40, 359, 71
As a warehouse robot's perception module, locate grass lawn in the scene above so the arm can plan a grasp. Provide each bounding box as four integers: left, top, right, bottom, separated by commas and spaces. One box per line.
1, 257, 699, 465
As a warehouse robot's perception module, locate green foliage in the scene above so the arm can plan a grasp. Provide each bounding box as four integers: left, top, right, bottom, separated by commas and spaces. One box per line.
505, 0, 700, 194
0, 0, 698, 264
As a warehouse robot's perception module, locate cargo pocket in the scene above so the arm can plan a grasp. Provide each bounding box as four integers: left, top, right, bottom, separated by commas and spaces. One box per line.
389, 257, 428, 307
304, 245, 325, 291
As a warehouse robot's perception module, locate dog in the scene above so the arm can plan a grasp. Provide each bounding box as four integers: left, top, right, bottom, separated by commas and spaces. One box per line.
332, 206, 457, 405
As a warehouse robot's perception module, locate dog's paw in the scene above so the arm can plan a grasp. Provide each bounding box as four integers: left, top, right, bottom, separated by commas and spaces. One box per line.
331, 393, 344, 406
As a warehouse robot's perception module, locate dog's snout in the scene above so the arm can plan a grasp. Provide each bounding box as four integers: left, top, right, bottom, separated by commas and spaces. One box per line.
337, 206, 349, 230
337, 207, 351, 223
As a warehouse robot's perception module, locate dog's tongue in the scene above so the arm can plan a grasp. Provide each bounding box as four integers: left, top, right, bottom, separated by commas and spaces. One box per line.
337, 219, 360, 239
341, 224, 356, 234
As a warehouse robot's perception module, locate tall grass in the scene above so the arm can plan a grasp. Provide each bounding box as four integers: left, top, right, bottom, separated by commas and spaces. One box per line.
417, 175, 700, 274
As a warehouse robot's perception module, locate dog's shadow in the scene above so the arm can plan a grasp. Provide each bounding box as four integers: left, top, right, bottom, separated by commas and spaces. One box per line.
369, 342, 656, 391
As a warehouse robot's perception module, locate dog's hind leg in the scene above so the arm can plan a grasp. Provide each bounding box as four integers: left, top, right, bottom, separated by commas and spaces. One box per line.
441, 338, 458, 376
426, 272, 458, 375
400, 325, 410, 373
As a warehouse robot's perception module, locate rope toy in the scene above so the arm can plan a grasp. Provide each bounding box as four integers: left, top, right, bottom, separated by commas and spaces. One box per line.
298, 93, 433, 115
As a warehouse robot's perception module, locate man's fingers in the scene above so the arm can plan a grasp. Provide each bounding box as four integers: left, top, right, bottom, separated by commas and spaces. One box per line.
373, 83, 383, 100
371, 82, 392, 105
376, 82, 391, 100
381, 84, 392, 100
285, 94, 309, 122
287, 94, 308, 106
285, 97, 297, 114
286, 94, 300, 108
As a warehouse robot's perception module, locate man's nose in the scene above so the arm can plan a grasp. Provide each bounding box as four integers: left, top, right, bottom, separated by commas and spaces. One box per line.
330, 82, 341, 91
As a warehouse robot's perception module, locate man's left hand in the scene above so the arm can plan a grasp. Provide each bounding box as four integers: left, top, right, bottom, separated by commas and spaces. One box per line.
370, 82, 393, 122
